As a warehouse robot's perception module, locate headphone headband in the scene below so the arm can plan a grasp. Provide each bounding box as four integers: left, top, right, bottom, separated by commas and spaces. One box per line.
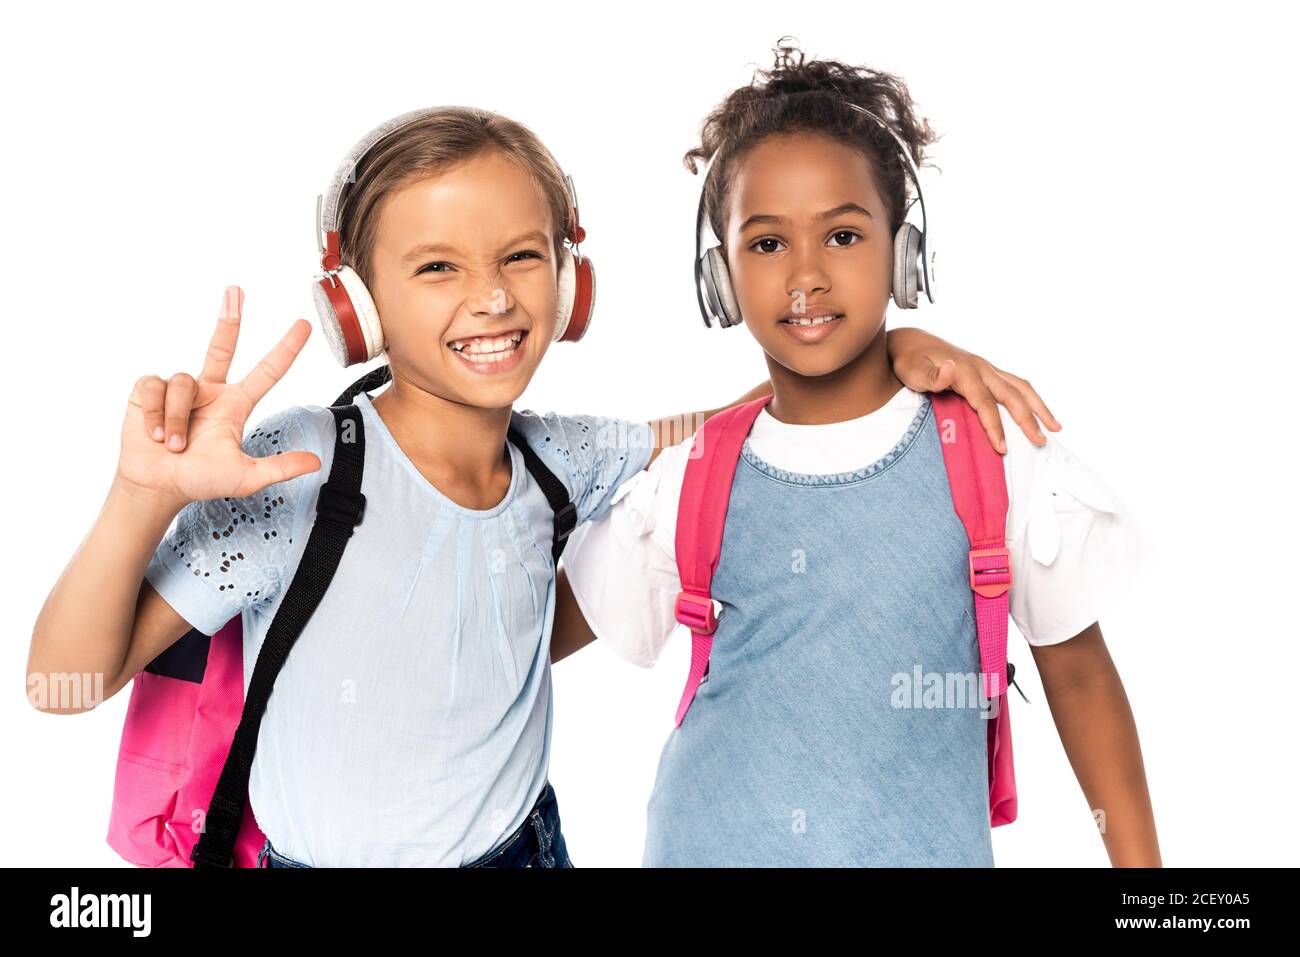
842, 103, 933, 301
318, 107, 444, 239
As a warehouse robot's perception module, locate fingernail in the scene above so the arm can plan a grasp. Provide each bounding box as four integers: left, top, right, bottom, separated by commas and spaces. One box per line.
168, 435, 184, 451
221, 285, 242, 320
152, 427, 164, 441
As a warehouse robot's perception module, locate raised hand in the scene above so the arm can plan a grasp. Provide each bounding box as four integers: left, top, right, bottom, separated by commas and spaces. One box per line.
116, 285, 321, 510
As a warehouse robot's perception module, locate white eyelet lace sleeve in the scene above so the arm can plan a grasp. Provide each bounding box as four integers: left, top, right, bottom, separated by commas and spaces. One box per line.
144, 405, 327, 635
999, 406, 1155, 647
508, 410, 655, 526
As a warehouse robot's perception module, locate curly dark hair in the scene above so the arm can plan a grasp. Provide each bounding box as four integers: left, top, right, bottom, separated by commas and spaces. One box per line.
685, 39, 941, 250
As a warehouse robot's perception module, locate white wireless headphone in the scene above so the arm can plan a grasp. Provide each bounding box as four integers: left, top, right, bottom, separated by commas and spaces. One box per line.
693, 101, 936, 328
312, 107, 596, 367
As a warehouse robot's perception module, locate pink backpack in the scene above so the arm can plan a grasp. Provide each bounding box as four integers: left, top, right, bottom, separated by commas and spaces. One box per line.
671, 391, 1022, 827
107, 365, 582, 867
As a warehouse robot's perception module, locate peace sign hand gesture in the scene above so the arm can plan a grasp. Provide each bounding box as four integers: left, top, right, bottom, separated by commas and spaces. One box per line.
117, 286, 322, 512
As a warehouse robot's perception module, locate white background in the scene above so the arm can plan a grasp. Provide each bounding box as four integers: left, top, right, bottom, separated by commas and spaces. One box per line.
6, 0, 1296, 867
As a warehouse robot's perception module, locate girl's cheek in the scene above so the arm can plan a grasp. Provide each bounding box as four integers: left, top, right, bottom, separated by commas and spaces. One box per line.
518, 276, 559, 333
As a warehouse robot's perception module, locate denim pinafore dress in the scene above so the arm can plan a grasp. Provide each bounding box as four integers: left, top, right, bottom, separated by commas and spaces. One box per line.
643, 394, 995, 867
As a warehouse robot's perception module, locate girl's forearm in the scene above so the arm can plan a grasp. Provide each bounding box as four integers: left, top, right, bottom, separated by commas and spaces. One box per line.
28, 477, 181, 712
1041, 667, 1162, 866
646, 380, 774, 466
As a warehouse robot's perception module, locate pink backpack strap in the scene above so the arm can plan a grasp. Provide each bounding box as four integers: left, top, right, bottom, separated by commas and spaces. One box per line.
672, 394, 773, 726
930, 390, 1018, 826
930, 392, 1012, 699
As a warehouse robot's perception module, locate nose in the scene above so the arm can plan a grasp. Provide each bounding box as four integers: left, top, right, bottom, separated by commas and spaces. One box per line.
466, 270, 514, 318
785, 242, 830, 304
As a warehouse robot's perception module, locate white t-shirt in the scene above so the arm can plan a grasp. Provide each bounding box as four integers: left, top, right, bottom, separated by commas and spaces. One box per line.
561, 385, 1153, 667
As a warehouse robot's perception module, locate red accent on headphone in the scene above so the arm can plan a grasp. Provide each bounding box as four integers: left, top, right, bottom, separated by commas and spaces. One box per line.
321, 230, 342, 273
318, 274, 367, 365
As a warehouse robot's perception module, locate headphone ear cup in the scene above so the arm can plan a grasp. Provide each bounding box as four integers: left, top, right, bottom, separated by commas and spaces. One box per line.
892, 223, 923, 309
312, 265, 385, 367
312, 279, 353, 368
703, 246, 743, 327
554, 247, 575, 341
554, 247, 596, 342
338, 266, 385, 359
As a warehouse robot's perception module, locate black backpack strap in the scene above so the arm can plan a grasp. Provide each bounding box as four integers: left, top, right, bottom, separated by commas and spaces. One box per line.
507, 426, 577, 565
333, 363, 392, 407
191, 402, 367, 868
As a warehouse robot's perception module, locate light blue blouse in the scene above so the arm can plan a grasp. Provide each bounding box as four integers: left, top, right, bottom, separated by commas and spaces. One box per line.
144, 389, 652, 866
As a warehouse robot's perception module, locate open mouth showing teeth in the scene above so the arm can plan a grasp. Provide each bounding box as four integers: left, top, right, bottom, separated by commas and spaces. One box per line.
448, 329, 526, 363
780, 314, 844, 326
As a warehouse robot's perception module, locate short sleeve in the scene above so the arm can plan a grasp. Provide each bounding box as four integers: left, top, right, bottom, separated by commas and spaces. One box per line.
144, 405, 328, 635
509, 411, 654, 526
561, 438, 692, 668
999, 406, 1155, 647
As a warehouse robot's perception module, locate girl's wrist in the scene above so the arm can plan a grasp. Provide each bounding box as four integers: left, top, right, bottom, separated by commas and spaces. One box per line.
108, 474, 185, 526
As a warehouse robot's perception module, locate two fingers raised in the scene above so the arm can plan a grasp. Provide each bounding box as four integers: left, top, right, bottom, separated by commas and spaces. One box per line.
128, 286, 312, 453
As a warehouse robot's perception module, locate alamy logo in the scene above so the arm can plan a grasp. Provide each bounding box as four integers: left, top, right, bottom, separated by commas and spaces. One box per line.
49, 887, 151, 937
891, 665, 1003, 717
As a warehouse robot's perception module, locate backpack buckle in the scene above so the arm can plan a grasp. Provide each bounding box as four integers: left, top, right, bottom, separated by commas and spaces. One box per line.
553, 502, 577, 541
968, 547, 1012, 599
317, 482, 367, 530
674, 591, 717, 634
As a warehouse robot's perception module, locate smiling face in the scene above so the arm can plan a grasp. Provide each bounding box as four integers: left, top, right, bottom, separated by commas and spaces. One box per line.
366, 148, 560, 410
722, 130, 894, 379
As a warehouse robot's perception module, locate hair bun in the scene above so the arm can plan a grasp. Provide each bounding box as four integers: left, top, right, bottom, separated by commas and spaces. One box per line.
772, 37, 806, 73
762, 38, 861, 101
684, 41, 939, 243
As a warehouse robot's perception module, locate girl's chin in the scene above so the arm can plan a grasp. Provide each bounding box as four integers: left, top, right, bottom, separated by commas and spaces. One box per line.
771, 350, 859, 379
446, 353, 537, 404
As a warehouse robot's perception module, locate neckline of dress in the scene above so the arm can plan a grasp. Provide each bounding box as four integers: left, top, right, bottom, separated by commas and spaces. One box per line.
352, 391, 523, 519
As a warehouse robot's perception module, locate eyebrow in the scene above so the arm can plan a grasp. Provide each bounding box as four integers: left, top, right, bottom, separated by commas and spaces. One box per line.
737, 203, 874, 233
401, 229, 552, 264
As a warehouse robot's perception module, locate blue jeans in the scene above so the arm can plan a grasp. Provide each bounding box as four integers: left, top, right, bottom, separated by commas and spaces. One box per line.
257, 780, 574, 868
